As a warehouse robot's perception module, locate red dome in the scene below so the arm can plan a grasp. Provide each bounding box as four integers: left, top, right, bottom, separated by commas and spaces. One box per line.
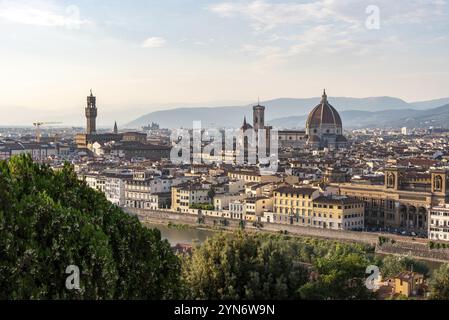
306, 91, 342, 128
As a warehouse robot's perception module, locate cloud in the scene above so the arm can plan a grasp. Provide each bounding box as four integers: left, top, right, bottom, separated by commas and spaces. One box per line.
142, 37, 167, 48
209, 0, 334, 31
209, 0, 449, 31
0, 0, 90, 29
210, 0, 449, 69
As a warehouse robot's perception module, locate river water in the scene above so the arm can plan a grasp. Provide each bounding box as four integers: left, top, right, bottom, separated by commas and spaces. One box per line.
145, 223, 443, 271
145, 223, 216, 245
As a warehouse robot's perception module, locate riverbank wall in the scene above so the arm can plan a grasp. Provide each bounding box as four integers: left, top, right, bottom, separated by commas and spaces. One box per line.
126, 208, 449, 263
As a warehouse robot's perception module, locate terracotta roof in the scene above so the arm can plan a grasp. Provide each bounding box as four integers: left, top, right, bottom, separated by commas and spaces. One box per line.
314, 195, 364, 205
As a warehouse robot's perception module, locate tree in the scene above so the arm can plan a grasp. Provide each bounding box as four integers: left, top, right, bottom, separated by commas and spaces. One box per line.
298, 253, 375, 300
0, 154, 181, 300
429, 263, 449, 300
380, 256, 429, 279
207, 187, 216, 200
181, 231, 309, 300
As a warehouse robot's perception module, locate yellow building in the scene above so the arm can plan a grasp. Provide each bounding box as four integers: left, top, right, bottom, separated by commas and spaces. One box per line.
312, 195, 365, 231
244, 196, 273, 222
273, 187, 364, 230
394, 272, 425, 297
273, 187, 320, 224
171, 182, 211, 213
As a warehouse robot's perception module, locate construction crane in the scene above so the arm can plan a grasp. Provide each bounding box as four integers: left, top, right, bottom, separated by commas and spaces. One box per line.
33, 122, 62, 142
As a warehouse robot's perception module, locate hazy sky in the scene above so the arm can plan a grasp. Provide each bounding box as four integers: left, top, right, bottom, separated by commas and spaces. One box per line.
0, 0, 448, 125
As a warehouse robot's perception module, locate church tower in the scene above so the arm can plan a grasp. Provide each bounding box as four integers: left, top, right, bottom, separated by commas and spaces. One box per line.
86, 89, 97, 134
253, 100, 265, 131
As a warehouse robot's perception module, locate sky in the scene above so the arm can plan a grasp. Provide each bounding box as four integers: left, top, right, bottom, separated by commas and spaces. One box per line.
0, 0, 448, 126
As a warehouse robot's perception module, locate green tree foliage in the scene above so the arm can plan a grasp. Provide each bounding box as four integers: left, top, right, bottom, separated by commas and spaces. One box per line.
429, 263, 449, 300
207, 187, 216, 200
190, 203, 214, 210
380, 256, 429, 278
0, 155, 181, 300
298, 253, 375, 300
181, 232, 309, 300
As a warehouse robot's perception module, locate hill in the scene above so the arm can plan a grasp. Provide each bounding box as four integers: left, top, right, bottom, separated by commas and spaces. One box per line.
269, 104, 449, 129
126, 96, 415, 128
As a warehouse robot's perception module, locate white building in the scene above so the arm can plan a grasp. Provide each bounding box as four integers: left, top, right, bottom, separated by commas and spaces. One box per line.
104, 171, 133, 206
429, 205, 449, 242
214, 193, 242, 211
229, 200, 245, 220
83, 173, 106, 193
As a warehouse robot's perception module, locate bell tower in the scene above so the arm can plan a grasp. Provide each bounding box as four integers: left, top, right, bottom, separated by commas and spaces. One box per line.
253, 100, 265, 131
86, 89, 97, 134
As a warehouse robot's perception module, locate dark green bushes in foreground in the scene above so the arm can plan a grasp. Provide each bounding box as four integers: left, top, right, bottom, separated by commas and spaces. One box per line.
0, 155, 181, 299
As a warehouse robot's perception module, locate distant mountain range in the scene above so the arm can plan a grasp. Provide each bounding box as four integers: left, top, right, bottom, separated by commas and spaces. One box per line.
270, 104, 449, 129
126, 96, 449, 129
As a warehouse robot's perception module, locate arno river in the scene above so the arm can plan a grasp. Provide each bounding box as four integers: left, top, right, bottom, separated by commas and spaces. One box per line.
145, 223, 216, 245
144, 222, 443, 270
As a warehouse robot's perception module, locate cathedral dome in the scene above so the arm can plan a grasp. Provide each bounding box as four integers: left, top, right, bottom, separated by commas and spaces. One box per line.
306, 90, 342, 129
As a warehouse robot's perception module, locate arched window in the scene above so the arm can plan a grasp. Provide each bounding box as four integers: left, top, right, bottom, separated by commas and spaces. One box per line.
387, 173, 395, 188
434, 175, 443, 191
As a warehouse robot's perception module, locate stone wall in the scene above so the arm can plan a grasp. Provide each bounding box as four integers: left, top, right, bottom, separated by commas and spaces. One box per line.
126, 208, 449, 262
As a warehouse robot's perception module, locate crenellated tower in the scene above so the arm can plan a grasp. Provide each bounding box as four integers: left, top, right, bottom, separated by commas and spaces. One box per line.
85, 89, 97, 134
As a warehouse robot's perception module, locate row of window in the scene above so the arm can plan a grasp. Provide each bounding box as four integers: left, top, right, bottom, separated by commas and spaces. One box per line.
430, 232, 449, 240
431, 211, 449, 217
273, 208, 363, 220
274, 193, 311, 199
272, 215, 362, 229
274, 199, 311, 206
431, 220, 449, 227
314, 203, 363, 210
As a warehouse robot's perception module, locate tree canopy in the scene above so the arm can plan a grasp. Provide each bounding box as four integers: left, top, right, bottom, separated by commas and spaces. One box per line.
0, 155, 181, 299
379, 255, 430, 279
181, 232, 309, 300
429, 263, 449, 300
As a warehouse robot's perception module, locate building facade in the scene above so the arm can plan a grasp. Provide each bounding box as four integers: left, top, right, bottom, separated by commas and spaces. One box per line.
312, 195, 364, 231
273, 187, 320, 224
337, 167, 449, 236
429, 205, 449, 241
171, 182, 212, 213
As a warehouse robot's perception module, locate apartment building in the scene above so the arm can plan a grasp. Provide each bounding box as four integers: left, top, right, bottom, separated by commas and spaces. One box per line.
244, 196, 273, 222
429, 205, 449, 241
104, 171, 134, 206
229, 200, 245, 220
312, 195, 365, 231
273, 187, 320, 224
171, 182, 212, 213
213, 193, 242, 211
83, 173, 106, 193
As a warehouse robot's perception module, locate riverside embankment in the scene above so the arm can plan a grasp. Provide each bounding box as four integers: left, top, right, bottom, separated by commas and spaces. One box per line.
126, 208, 449, 263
